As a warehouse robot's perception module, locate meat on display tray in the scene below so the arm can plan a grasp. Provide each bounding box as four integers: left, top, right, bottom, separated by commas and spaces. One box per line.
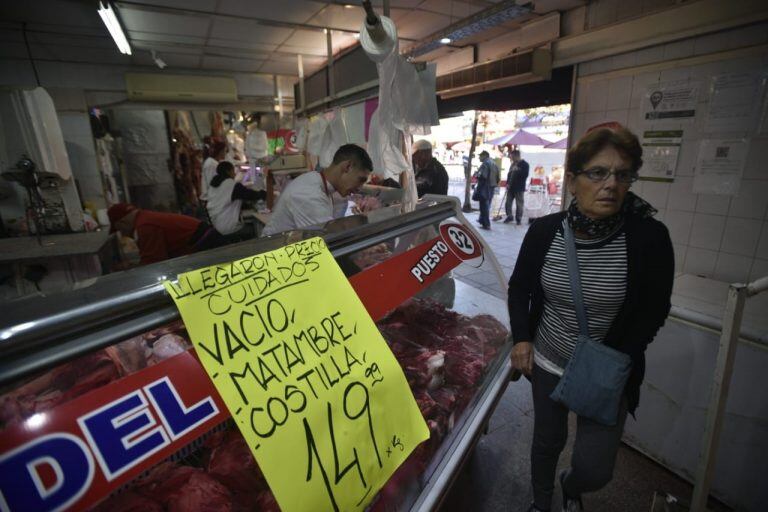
0, 297, 508, 512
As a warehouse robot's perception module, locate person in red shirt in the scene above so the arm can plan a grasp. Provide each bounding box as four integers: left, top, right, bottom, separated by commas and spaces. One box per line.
108, 203, 224, 265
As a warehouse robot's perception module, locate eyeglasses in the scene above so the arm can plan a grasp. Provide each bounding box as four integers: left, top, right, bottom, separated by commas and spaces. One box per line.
577, 167, 639, 183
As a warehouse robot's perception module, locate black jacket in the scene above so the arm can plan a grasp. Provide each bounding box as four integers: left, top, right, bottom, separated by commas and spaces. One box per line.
415, 158, 449, 197
507, 159, 529, 193
507, 211, 674, 414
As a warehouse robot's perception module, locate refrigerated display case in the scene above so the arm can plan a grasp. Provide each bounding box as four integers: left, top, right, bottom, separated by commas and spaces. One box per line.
0, 198, 512, 512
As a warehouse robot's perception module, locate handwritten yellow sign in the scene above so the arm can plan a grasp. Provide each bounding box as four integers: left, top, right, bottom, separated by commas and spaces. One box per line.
164, 237, 429, 512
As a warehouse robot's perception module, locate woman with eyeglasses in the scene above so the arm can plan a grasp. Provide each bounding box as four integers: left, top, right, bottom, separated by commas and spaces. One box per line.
508, 126, 674, 512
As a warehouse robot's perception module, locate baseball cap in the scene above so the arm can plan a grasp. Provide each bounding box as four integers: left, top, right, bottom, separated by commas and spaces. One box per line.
107, 203, 136, 233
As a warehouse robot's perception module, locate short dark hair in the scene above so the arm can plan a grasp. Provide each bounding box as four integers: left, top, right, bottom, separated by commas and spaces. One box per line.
332, 144, 373, 172
510, 149, 521, 157
216, 161, 234, 176
566, 126, 643, 174
479, 150, 489, 157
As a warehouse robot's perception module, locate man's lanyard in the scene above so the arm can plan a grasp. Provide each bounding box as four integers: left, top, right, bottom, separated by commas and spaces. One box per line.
319, 171, 331, 199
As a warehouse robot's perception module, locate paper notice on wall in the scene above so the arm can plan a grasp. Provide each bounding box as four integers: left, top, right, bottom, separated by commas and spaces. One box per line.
640, 130, 682, 182
163, 238, 429, 512
643, 80, 699, 124
693, 139, 749, 196
705, 72, 766, 134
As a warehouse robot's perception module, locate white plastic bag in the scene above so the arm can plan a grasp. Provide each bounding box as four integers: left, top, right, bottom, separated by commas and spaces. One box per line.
306, 116, 328, 158
320, 109, 348, 168
293, 117, 308, 152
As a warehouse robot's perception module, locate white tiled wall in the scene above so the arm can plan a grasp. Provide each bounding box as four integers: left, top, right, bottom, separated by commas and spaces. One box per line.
572, 23, 768, 283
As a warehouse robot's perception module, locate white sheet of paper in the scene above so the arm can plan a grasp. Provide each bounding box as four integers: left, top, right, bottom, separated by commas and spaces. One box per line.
693, 139, 749, 196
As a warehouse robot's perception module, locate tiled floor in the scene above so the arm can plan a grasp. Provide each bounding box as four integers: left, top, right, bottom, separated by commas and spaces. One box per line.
441, 190, 732, 512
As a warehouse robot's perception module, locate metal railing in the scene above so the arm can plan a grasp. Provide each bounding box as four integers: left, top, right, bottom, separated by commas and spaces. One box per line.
689, 275, 768, 511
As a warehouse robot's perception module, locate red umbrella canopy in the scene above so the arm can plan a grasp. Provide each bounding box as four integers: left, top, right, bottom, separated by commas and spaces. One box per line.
487, 129, 549, 146
544, 137, 568, 149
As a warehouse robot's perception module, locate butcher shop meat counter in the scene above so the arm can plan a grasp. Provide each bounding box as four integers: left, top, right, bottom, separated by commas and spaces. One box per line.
0, 199, 513, 512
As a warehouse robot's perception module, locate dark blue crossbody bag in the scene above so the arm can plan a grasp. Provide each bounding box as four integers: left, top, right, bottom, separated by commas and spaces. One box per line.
548, 223, 632, 426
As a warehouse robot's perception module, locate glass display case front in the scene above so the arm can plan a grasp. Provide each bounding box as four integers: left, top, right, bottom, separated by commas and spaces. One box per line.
0, 201, 511, 512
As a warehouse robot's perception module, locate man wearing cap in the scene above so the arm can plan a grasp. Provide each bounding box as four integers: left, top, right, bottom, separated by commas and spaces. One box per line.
475, 151, 496, 230
504, 149, 529, 225
412, 140, 449, 198
108, 203, 224, 266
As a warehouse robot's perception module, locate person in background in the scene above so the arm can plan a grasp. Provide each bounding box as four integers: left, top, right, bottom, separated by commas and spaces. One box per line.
412, 140, 449, 197
200, 140, 227, 201
108, 203, 225, 266
508, 126, 673, 512
475, 150, 496, 230
489, 151, 500, 201
206, 161, 267, 239
262, 144, 373, 236
505, 149, 530, 225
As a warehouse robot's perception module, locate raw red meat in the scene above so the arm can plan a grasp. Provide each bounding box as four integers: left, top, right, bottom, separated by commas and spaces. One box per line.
1, 349, 123, 427
166, 471, 232, 512
207, 429, 266, 493
0, 319, 197, 428
373, 297, 510, 512
135, 462, 233, 512
92, 491, 163, 512
255, 491, 280, 512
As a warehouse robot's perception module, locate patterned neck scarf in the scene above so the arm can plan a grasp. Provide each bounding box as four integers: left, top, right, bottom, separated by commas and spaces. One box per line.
567, 191, 657, 238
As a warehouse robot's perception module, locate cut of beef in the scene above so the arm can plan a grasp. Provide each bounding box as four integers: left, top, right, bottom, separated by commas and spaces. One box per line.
206, 429, 266, 494
372, 297, 510, 512
135, 463, 233, 512
92, 490, 163, 512
0, 320, 195, 428
1, 349, 123, 427
166, 471, 233, 512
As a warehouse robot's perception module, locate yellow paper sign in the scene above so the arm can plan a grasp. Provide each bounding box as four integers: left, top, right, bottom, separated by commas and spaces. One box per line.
163, 237, 429, 512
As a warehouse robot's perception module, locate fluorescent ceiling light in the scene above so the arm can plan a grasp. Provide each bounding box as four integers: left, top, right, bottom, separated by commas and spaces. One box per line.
410, 3, 532, 58
98, 1, 131, 55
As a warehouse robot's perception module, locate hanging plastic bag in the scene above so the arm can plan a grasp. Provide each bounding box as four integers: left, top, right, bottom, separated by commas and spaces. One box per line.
306, 116, 328, 158
293, 117, 308, 152
319, 109, 348, 168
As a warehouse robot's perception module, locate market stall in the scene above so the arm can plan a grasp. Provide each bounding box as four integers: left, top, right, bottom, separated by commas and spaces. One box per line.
0, 199, 512, 512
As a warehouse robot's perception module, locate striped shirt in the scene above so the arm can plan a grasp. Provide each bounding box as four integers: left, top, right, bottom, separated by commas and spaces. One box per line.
534, 220, 628, 376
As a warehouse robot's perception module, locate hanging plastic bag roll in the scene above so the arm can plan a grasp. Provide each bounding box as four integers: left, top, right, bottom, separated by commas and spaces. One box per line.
359, 15, 397, 63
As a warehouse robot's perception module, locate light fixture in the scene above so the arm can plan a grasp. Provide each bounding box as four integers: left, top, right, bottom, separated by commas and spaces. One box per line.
151, 49, 167, 69
343, 3, 355, 8
410, 2, 532, 57
98, 1, 132, 55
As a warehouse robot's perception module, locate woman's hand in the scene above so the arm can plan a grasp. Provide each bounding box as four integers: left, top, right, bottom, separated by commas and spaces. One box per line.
511, 341, 534, 376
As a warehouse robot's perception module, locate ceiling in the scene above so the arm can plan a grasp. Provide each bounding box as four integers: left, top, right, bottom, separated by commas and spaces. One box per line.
0, 0, 585, 79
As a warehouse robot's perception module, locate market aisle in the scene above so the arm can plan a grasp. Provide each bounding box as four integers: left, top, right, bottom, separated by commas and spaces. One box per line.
441, 381, 732, 512
442, 183, 731, 511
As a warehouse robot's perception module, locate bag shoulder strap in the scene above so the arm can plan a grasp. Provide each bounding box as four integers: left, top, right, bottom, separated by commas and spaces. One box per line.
563, 221, 590, 338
